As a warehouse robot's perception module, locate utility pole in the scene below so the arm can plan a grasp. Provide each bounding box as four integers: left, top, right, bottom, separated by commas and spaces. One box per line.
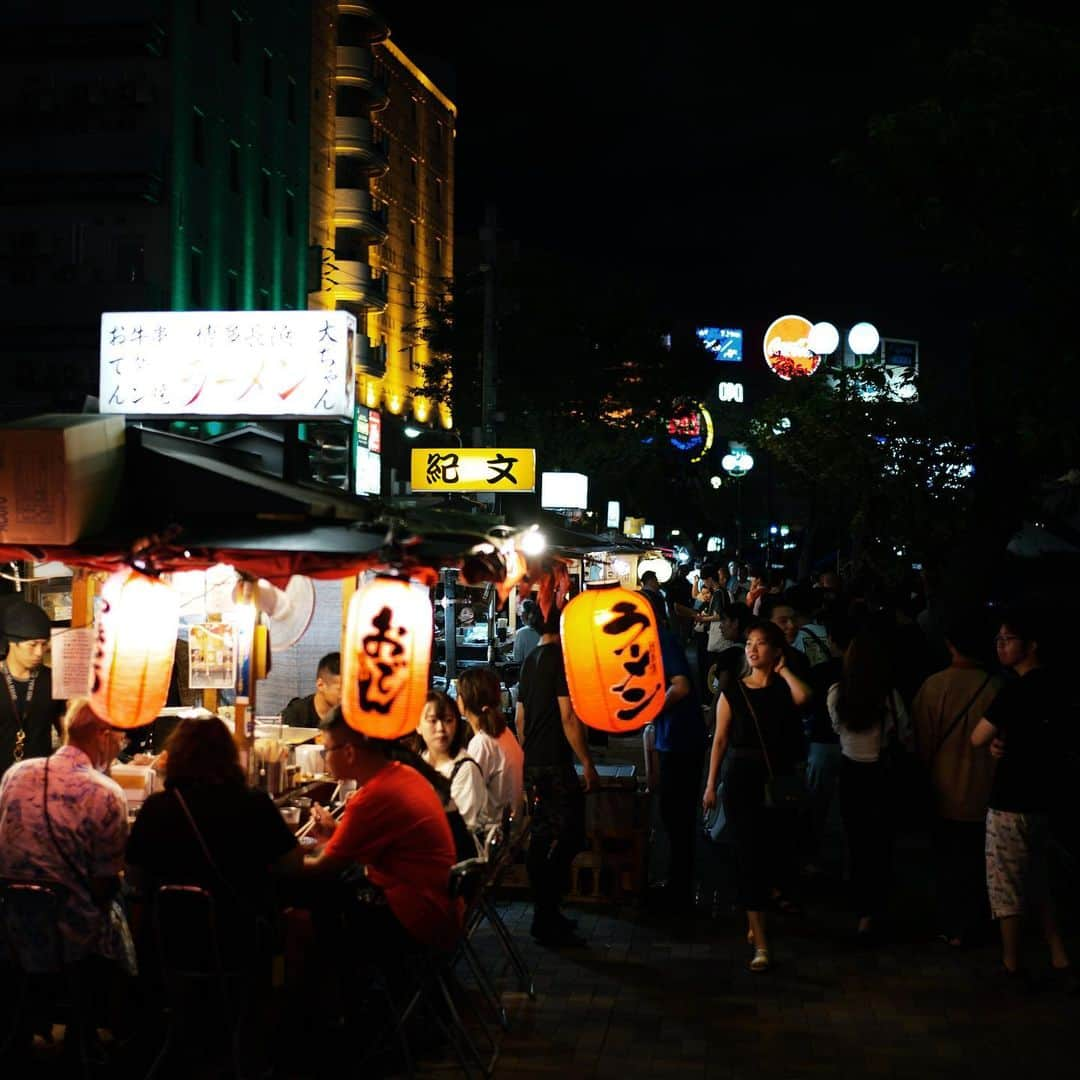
479, 204, 498, 449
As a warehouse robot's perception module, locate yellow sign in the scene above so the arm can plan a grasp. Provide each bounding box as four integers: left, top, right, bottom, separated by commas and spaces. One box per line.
410, 448, 536, 492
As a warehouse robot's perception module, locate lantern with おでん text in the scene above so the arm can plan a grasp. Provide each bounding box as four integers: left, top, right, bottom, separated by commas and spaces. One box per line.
341, 576, 433, 739
560, 583, 666, 733
89, 569, 180, 730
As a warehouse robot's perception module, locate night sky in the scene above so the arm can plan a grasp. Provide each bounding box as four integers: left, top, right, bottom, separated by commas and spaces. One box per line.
392, 1, 999, 335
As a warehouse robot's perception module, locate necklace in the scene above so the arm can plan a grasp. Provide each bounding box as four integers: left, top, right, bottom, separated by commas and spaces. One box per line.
1, 660, 38, 764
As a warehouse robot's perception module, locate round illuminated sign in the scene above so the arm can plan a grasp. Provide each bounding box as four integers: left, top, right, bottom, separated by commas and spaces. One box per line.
763, 314, 820, 380
667, 399, 714, 462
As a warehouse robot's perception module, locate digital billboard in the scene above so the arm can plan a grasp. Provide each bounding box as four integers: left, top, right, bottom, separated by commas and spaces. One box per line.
696, 327, 743, 363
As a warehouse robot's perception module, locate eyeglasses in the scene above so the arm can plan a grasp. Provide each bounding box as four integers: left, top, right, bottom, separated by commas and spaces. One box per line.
994, 635, 1022, 645
324, 743, 347, 754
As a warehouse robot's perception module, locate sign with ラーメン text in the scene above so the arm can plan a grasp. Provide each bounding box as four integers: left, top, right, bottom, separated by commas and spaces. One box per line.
410, 448, 536, 493
99, 310, 357, 418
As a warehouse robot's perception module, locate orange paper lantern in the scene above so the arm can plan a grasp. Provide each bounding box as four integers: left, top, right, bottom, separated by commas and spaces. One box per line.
342, 575, 433, 739
89, 569, 180, 730
560, 583, 666, 733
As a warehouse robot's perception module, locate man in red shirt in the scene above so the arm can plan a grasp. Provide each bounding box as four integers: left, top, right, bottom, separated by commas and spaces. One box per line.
306, 708, 461, 950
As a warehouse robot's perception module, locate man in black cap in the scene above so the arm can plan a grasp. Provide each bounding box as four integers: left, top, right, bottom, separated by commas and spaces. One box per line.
0, 598, 64, 775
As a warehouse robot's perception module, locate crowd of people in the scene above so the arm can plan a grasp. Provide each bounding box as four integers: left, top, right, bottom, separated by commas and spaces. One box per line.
645, 561, 1079, 985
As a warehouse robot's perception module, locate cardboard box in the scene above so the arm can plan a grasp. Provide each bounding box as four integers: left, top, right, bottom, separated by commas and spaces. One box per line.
0, 414, 125, 545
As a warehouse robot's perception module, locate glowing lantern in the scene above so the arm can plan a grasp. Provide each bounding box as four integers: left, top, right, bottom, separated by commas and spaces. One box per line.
89, 569, 180, 730
560, 583, 666, 734
342, 575, 433, 739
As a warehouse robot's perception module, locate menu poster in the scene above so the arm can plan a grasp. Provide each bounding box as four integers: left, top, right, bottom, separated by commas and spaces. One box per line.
50, 627, 94, 699
188, 620, 237, 690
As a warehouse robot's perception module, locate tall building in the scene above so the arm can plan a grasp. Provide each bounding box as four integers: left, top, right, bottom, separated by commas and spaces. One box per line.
0, 1, 312, 416
309, 2, 456, 432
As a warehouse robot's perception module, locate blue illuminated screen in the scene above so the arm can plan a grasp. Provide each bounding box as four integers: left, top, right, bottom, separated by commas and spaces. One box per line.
697, 327, 743, 363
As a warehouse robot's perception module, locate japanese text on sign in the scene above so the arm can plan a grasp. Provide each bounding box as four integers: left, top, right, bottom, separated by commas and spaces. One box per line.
99, 310, 357, 418
602, 601, 664, 724
410, 448, 536, 493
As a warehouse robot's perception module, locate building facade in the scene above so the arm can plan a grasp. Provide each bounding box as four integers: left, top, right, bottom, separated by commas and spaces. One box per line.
0, 1, 312, 416
309, 2, 456, 431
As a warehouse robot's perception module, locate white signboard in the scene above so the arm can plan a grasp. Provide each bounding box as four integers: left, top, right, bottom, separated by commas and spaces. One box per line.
541, 472, 588, 510
99, 310, 357, 418
606, 500, 621, 529
717, 381, 745, 403
51, 627, 94, 700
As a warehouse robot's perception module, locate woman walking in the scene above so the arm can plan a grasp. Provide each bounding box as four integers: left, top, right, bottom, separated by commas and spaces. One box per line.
828, 630, 909, 944
702, 621, 811, 972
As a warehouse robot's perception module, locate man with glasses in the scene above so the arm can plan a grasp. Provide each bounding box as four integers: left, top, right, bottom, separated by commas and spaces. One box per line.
0, 599, 65, 776
305, 708, 461, 950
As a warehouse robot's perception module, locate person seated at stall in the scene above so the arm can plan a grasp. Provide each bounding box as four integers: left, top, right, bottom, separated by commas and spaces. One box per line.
126, 715, 301, 960
0, 698, 135, 1053
280, 651, 341, 729
457, 666, 524, 824
412, 691, 489, 830
0, 598, 66, 776
305, 708, 463, 951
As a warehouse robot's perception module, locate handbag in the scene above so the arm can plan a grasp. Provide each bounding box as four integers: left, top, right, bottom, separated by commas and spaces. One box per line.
739, 681, 806, 809
702, 781, 727, 841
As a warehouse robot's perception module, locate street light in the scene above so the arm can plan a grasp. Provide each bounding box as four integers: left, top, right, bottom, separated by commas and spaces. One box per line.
808, 321, 840, 357
721, 451, 754, 478
847, 321, 880, 357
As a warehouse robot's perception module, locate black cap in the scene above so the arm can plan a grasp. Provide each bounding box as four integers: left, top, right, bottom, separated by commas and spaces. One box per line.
3, 600, 51, 642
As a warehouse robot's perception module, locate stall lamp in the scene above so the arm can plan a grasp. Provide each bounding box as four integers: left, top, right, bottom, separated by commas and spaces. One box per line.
520, 528, 546, 557
403, 425, 423, 439
709, 475, 723, 489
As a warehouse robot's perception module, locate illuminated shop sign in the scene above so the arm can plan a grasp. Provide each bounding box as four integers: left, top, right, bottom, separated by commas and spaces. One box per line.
697, 327, 743, 363
100, 310, 356, 418
354, 406, 382, 497
541, 472, 588, 510
411, 448, 537, 493
717, 381, 744, 404
763, 314, 819, 380
667, 399, 714, 462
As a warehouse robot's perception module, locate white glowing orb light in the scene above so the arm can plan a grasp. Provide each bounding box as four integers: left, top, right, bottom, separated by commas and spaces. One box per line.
847, 322, 881, 356
808, 321, 840, 356
721, 452, 755, 477
638, 557, 673, 584
520, 528, 546, 557
709, 475, 723, 489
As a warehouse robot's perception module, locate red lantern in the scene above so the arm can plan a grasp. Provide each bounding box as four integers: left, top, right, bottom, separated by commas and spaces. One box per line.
89, 569, 179, 730
560, 583, 665, 733
342, 575, 433, 738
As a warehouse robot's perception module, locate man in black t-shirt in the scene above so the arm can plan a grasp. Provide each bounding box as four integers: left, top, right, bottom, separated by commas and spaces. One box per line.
0, 599, 64, 776
516, 607, 599, 946
971, 615, 1072, 982
280, 651, 341, 729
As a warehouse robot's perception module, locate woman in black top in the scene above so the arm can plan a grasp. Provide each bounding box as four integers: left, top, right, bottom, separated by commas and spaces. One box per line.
703, 621, 811, 972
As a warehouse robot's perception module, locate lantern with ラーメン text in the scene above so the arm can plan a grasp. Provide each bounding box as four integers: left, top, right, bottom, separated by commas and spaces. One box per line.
89, 569, 180, 730
560, 582, 666, 733
342, 575, 433, 739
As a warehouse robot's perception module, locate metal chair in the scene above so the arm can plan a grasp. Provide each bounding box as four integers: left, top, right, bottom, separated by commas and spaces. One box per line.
0, 880, 96, 1077
144, 884, 249, 1079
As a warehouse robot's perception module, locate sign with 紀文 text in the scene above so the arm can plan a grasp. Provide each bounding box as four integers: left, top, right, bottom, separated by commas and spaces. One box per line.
410, 448, 536, 492
99, 310, 357, 418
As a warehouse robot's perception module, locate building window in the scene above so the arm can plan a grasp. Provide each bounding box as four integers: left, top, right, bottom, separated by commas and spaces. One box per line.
262, 50, 272, 98
435, 177, 443, 205
434, 236, 442, 263
337, 14, 367, 47
405, 346, 415, 371
336, 155, 365, 189
229, 141, 240, 192
287, 76, 297, 123
409, 220, 417, 246
285, 189, 295, 237
409, 282, 417, 308
192, 108, 205, 165
436, 120, 445, 146
191, 247, 204, 306
411, 97, 418, 122
258, 287, 270, 309
410, 158, 418, 185
227, 270, 239, 309
335, 85, 366, 117
260, 169, 271, 219
231, 11, 242, 64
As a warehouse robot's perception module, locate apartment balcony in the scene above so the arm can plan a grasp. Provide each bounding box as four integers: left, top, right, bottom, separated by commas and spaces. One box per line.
334, 188, 388, 243
335, 47, 389, 111
337, 3, 388, 45
334, 117, 389, 176
356, 334, 387, 378
336, 260, 388, 312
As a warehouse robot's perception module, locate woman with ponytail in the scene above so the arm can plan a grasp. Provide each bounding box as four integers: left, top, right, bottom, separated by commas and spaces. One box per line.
457, 666, 525, 823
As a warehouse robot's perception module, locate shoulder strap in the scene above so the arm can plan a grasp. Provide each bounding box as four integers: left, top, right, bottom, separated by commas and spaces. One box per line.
450, 755, 482, 782
930, 675, 992, 762
737, 681, 775, 781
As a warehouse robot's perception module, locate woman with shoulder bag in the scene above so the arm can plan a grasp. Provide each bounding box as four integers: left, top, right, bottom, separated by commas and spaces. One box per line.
702, 621, 812, 972
828, 629, 909, 945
